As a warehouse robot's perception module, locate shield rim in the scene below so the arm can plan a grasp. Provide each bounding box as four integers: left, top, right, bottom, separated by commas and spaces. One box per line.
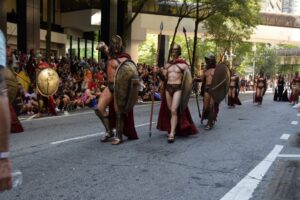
114, 59, 139, 113
37, 68, 60, 97
179, 69, 193, 113
210, 63, 230, 104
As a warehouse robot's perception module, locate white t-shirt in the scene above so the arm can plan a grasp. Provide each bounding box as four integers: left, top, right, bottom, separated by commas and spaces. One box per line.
0, 30, 6, 67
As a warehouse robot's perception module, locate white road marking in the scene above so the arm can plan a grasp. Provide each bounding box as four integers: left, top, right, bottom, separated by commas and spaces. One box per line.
50, 122, 155, 145
280, 134, 290, 140
51, 132, 103, 145
21, 103, 157, 122
297, 113, 300, 117
22, 111, 94, 122
220, 145, 283, 200
277, 154, 300, 158
291, 121, 298, 125
25, 114, 38, 121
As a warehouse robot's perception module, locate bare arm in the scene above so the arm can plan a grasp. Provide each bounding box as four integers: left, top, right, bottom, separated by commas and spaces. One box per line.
0, 68, 10, 153
0, 67, 12, 192
96, 42, 110, 59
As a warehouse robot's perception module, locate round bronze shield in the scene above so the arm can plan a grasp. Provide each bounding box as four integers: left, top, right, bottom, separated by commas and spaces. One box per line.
179, 69, 193, 114
37, 68, 59, 97
210, 63, 230, 104
114, 60, 139, 113
3, 68, 18, 103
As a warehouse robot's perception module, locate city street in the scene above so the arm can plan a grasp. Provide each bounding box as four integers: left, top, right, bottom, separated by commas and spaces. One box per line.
1, 92, 299, 200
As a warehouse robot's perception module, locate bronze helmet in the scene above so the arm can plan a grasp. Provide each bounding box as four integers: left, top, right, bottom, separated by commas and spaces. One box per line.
204, 53, 216, 66
110, 35, 123, 54
171, 43, 181, 58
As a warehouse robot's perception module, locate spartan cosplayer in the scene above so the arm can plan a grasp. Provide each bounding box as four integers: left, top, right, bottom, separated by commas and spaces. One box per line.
35, 54, 58, 117
254, 72, 267, 105
200, 53, 229, 130
227, 68, 241, 108
290, 71, 300, 105
157, 44, 198, 143
95, 35, 139, 145
0, 30, 13, 192
5, 43, 24, 133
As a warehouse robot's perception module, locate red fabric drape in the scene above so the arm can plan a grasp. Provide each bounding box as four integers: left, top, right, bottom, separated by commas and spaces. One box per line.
108, 100, 138, 140
157, 90, 198, 136
9, 104, 24, 133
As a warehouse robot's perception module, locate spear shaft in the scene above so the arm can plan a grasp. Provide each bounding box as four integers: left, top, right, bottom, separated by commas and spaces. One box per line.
148, 22, 163, 138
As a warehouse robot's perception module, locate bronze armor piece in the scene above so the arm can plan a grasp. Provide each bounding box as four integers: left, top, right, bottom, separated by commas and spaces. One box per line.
114, 60, 139, 113
3, 68, 18, 103
179, 68, 193, 114
37, 68, 60, 97
210, 63, 230, 104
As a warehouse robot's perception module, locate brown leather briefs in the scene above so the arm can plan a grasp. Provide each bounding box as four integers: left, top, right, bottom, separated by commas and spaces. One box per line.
205, 85, 211, 93
166, 84, 181, 96
108, 82, 114, 93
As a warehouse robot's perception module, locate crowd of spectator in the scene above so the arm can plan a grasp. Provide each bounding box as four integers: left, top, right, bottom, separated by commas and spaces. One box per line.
9, 49, 161, 116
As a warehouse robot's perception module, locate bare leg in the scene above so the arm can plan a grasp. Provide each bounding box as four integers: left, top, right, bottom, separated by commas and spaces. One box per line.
165, 90, 181, 143
257, 88, 262, 104
95, 87, 114, 142
97, 87, 113, 116
170, 91, 182, 135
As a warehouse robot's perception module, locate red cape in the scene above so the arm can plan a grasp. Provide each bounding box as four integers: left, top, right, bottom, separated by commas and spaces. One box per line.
9, 104, 24, 133
116, 53, 131, 60
157, 89, 198, 136
108, 99, 138, 140
168, 58, 188, 65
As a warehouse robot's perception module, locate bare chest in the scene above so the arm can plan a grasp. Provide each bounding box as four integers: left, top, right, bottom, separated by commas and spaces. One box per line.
167, 64, 185, 74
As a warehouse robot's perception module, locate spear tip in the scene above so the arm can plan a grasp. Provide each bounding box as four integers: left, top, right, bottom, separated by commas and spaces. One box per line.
160, 22, 163, 31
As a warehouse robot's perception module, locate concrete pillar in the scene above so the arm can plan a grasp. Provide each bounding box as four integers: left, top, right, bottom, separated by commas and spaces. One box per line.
158, 35, 169, 67
101, 0, 132, 52
17, 0, 40, 53
117, 0, 132, 52
0, 0, 7, 37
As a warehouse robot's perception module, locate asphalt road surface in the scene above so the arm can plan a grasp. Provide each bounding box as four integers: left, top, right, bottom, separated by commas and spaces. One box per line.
1, 92, 299, 200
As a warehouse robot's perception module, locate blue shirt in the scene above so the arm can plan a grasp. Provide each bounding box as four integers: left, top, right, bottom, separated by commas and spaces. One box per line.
0, 30, 6, 68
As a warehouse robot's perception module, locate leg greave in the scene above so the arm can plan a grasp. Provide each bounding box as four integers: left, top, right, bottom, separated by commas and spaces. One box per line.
116, 112, 124, 141
94, 109, 112, 134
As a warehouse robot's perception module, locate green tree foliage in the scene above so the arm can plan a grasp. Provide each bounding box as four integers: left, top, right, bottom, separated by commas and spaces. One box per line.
203, 0, 260, 64
138, 34, 157, 65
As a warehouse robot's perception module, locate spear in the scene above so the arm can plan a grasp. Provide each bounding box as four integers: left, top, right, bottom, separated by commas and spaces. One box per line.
183, 27, 201, 118
148, 22, 163, 138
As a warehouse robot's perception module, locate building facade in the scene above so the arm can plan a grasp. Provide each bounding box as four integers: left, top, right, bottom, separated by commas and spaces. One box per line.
261, 0, 283, 13
2, 0, 127, 61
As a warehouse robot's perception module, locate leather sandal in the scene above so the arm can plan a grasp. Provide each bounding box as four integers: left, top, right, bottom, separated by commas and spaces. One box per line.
111, 138, 122, 145
167, 134, 175, 143
204, 125, 212, 130
100, 132, 114, 142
